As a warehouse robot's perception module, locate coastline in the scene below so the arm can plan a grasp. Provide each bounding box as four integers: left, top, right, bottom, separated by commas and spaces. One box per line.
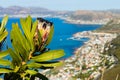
60, 17, 110, 25
3, 16, 116, 79
45, 31, 117, 80
0, 15, 110, 25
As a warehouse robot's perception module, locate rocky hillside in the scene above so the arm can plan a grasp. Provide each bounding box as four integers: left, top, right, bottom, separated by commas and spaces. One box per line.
95, 18, 120, 80
70, 10, 115, 21
64, 10, 120, 24
101, 35, 120, 80
96, 18, 120, 33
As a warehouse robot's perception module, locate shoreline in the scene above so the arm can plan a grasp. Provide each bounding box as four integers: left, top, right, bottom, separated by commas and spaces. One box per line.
0, 15, 110, 25
46, 31, 117, 80
60, 16, 110, 25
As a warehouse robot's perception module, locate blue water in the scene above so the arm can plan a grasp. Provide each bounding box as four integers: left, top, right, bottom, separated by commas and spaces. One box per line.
0, 18, 101, 58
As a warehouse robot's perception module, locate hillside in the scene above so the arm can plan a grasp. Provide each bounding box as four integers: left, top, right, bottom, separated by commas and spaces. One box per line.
63, 10, 120, 24
70, 10, 114, 21
96, 18, 120, 33
96, 18, 120, 80
70, 9, 120, 20
101, 35, 120, 80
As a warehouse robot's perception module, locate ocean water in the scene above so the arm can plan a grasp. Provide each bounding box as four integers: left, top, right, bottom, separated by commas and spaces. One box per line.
0, 18, 101, 58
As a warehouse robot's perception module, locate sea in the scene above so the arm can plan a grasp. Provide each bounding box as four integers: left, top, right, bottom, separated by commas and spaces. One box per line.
0, 17, 101, 58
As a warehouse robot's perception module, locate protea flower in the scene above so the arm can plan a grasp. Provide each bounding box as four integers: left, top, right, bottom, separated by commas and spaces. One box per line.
34, 18, 53, 52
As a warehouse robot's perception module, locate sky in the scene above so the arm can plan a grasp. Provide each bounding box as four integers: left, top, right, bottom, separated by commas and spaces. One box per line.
0, 0, 120, 11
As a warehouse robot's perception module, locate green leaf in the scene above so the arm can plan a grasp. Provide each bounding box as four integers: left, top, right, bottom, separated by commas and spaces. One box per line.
37, 61, 63, 68
0, 50, 9, 58
26, 16, 34, 49
20, 18, 30, 41
25, 70, 37, 75
30, 20, 38, 51
0, 68, 12, 73
0, 16, 8, 43
11, 23, 30, 61
0, 15, 8, 34
27, 62, 42, 68
31, 49, 65, 61
11, 23, 30, 51
38, 30, 42, 45
8, 49, 22, 67
31, 20, 38, 38
27, 61, 63, 68
0, 31, 8, 43
20, 18, 29, 38
20, 16, 36, 51
26, 15, 32, 32
45, 25, 54, 46
0, 59, 11, 66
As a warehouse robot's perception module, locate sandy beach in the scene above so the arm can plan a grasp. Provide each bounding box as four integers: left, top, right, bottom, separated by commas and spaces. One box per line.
45, 31, 117, 80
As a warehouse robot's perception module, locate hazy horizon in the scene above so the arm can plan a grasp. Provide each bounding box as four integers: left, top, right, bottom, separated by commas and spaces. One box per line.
0, 0, 120, 11
0, 5, 120, 11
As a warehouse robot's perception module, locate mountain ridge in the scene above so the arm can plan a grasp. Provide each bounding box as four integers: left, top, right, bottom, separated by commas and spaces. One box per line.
1, 6, 120, 24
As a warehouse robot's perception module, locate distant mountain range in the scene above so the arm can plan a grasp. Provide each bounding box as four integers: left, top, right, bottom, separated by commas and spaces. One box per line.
0, 6, 56, 15
1, 6, 120, 23
69, 10, 120, 21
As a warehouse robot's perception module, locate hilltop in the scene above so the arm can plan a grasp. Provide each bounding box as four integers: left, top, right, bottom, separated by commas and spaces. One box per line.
70, 9, 120, 20
64, 10, 120, 24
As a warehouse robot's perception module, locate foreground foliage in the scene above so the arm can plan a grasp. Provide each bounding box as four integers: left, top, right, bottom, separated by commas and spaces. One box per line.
0, 16, 65, 80
0, 16, 8, 50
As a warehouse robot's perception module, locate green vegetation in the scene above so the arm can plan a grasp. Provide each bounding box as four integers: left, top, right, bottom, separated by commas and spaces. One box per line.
95, 18, 120, 80
103, 35, 120, 80
104, 35, 120, 60
0, 16, 65, 80
96, 19, 120, 33
101, 34, 120, 80
0, 16, 8, 50
102, 64, 120, 80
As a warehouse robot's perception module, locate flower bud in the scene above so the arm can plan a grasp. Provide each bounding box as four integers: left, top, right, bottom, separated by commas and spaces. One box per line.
34, 18, 53, 51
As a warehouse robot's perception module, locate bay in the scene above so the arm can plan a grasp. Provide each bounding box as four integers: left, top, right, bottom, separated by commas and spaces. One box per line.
0, 17, 101, 58
44, 18, 101, 58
